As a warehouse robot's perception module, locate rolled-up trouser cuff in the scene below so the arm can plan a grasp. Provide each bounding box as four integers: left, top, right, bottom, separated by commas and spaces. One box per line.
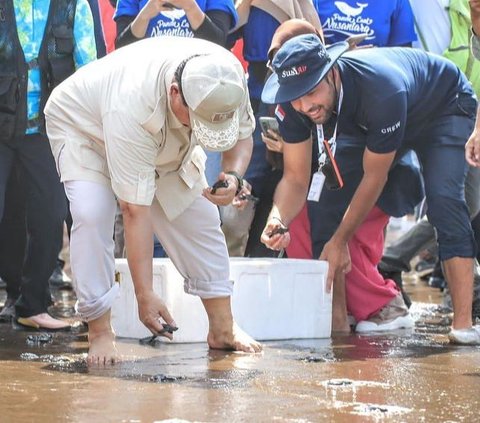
438, 236, 476, 262
184, 278, 234, 299
76, 282, 120, 322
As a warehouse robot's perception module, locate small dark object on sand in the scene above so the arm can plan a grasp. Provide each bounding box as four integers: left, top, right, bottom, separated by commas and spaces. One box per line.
139, 324, 178, 345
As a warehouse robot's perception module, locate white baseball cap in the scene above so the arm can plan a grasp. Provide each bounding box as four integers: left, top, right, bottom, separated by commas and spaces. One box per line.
182, 53, 245, 152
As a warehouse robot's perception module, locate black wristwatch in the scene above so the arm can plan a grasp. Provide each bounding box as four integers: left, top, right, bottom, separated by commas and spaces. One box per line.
225, 171, 243, 196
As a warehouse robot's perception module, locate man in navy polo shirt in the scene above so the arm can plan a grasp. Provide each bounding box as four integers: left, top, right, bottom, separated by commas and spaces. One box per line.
261, 34, 479, 345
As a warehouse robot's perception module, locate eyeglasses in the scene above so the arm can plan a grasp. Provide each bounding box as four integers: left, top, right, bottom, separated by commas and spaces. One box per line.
319, 139, 344, 190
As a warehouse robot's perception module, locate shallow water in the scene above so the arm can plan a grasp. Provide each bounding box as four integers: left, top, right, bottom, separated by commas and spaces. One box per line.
1, 278, 479, 422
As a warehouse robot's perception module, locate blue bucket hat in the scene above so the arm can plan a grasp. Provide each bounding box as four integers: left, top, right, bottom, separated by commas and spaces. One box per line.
262, 34, 349, 105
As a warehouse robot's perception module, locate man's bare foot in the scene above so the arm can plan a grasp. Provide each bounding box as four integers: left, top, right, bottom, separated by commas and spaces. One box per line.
87, 328, 118, 366
87, 311, 118, 366
207, 322, 263, 353
202, 297, 262, 353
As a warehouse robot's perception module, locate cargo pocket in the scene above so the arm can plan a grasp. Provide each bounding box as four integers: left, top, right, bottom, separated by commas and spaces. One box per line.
0, 73, 18, 140
178, 147, 206, 189
49, 26, 75, 88
53, 25, 74, 54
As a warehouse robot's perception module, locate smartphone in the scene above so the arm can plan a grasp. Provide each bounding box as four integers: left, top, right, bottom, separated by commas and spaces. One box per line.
259, 116, 279, 136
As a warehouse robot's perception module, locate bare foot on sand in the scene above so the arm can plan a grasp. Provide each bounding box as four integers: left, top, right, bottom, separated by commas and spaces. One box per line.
87, 311, 118, 365
88, 328, 118, 366
202, 297, 262, 353
208, 322, 263, 353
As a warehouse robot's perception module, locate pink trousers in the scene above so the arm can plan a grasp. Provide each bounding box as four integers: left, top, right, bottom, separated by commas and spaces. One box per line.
288, 204, 399, 321
346, 206, 399, 321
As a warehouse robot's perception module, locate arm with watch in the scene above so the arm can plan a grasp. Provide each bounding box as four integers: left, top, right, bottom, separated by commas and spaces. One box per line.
202, 135, 253, 206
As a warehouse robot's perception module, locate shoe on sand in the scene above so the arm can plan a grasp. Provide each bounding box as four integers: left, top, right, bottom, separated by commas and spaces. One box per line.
17, 313, 71, 331
356, 293, 415, 333
448, 326, 480, 345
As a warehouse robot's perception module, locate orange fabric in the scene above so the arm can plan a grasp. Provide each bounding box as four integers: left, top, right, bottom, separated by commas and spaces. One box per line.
98, 0, 116, 53
231, 39, 248, 72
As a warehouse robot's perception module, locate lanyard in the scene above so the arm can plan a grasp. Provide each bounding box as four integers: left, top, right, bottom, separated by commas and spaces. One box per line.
315, 85, 343, 170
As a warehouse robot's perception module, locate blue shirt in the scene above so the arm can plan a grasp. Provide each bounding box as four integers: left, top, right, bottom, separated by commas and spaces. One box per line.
278, 48, 474, 153
114, 0, 237, 38
15, 0, 97, 134
241, 7, 279, 100
318, 0, 417, 46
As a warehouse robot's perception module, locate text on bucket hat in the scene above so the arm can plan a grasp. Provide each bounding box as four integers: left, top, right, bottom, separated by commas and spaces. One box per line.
182, 54, 245, 152
262, 33, 349, 105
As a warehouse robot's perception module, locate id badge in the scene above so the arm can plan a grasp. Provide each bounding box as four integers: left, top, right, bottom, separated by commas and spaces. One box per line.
307, 171, 326, 202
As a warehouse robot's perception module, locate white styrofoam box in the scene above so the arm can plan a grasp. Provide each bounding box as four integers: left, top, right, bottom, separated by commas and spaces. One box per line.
111, 257, 331, 343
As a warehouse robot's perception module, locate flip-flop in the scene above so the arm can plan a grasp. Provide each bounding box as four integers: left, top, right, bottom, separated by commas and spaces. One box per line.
16, 317, 72, 332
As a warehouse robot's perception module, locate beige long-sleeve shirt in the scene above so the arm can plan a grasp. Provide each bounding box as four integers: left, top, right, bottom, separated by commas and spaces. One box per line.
45, 37, 255, 221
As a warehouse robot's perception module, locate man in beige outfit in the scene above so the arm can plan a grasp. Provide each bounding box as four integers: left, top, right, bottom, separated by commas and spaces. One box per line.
45, 36, 262, 365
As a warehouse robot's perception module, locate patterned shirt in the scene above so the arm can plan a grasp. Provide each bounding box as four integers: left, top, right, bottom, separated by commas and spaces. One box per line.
14, 0, 97, 133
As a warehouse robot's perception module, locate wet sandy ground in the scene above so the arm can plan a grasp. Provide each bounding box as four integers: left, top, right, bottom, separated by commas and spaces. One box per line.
1, 276, 479, 423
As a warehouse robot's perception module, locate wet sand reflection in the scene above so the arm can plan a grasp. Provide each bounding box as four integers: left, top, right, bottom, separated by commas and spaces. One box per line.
0, 277, 479, 422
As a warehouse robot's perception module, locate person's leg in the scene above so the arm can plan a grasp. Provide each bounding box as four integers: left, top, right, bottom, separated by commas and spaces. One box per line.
0, 148, 20, 320
428, 165, 480, 290
348, 206, 414, 332
346, 207, 401, 320
244, 168, 283, 258
150, 195, 261, 352
14, 134, 68, 328
309, 137, 366, 332
380, 219, 436, 273
0, 161, 26, 303
64, 180, 119, 363
219, 202, 255, 257
418, 134, 476, 334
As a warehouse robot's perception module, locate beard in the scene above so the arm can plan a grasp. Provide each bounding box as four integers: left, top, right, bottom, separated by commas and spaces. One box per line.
310, 106, 334, 124
303, 103, 335, 124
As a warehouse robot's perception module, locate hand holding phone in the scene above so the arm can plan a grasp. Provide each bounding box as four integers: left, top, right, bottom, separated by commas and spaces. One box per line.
259, 116, 279, 136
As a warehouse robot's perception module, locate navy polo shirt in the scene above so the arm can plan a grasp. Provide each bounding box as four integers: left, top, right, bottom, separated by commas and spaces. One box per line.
278, 47, 475, 153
